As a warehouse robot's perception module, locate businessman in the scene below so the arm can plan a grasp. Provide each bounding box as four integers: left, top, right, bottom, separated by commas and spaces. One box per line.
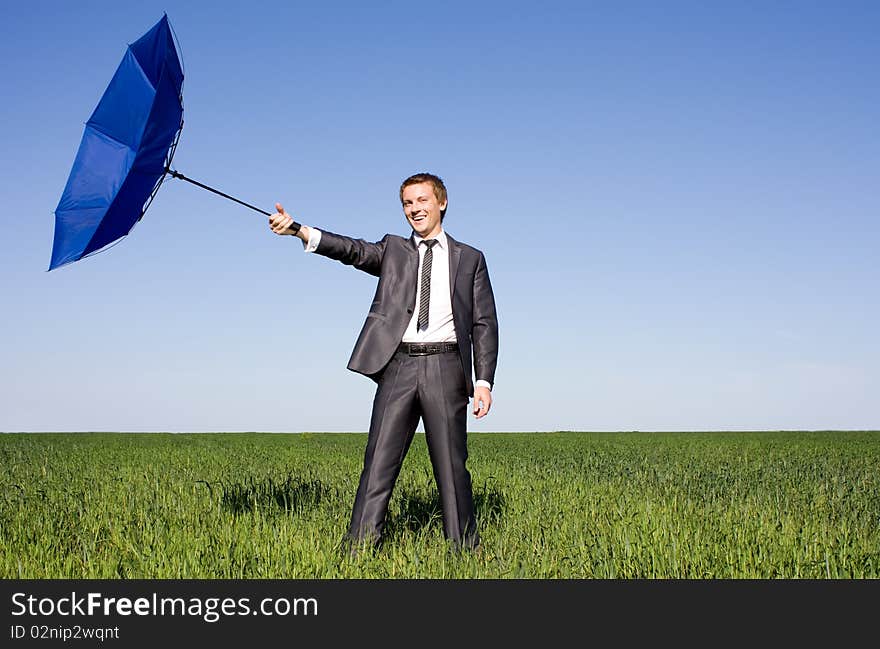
268, 173, 498, 551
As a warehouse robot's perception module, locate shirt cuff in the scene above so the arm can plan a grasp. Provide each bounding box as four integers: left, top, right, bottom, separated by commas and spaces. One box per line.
475, 379, 492, 391
302, 227, 322, 253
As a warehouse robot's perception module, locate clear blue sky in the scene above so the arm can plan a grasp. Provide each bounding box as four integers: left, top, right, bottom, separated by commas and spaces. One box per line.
2, 1, 877, 432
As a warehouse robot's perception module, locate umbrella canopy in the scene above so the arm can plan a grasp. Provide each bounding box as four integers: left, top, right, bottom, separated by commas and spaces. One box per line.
49, 14, 184, 270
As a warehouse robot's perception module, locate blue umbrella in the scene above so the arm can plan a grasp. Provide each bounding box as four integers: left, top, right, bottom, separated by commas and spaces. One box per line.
49, 14, 298, 271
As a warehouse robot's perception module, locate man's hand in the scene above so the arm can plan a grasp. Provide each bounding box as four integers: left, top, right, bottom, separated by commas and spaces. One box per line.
473, 386, 492, 419
269, 203, 305, 238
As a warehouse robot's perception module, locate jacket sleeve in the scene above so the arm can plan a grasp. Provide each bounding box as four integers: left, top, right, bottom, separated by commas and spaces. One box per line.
471, 251, 499, 387
313, 230, 387, 277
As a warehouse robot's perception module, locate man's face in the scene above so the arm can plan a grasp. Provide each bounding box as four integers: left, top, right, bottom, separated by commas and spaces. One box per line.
402, 182, 446, 239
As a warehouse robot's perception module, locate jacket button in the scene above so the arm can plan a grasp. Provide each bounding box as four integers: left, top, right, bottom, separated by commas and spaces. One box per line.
407, 308, 412, 314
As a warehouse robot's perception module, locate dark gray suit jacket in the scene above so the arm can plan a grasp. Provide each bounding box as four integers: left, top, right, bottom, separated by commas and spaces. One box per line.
315, 229, 498, 394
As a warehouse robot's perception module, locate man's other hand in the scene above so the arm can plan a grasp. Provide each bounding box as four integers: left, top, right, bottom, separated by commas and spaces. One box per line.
473, 386, 492, 419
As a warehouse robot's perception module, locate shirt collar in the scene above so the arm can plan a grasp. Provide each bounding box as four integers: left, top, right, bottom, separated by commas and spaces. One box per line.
412, 229, 447, 251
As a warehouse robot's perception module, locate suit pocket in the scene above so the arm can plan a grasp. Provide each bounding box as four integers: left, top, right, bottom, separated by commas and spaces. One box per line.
366, 312, 389, 323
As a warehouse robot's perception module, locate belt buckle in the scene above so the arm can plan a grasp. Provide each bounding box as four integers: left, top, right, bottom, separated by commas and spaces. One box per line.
404, 342, 448, 356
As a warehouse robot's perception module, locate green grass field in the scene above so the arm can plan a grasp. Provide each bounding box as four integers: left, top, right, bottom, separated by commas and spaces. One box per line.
1, 431, 878, 578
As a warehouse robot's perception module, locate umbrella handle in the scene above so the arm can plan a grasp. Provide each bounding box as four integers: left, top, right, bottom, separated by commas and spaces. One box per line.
165, 168, 301, 234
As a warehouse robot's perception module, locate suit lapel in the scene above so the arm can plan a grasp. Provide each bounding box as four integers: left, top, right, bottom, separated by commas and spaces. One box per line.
446, 232, 461, 303
408, 234, 420, 308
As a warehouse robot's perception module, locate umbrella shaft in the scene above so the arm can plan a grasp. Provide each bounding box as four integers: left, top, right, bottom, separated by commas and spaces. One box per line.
166, 168, 272, 217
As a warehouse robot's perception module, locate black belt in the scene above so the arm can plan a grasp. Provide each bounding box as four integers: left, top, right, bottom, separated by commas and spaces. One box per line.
398, 341, 459, 356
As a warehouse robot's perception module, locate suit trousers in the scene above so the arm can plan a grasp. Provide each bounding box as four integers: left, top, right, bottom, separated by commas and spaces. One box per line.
347, 348, 479, 549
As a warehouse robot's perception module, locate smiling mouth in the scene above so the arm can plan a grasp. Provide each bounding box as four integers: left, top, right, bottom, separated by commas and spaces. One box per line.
412, 215, 426, 223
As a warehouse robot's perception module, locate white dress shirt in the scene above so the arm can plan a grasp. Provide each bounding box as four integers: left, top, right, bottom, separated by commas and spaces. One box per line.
302, 227, 492, 391
403, 230, 456, 344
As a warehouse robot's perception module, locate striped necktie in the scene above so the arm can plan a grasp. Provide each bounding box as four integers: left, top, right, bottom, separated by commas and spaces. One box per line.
417, 239, 438, 332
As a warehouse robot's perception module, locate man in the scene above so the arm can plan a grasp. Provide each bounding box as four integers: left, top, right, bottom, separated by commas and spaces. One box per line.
268, 173, 498, 551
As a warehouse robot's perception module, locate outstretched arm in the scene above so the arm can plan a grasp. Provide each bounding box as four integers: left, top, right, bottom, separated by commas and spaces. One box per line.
269, 202, 384, 276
